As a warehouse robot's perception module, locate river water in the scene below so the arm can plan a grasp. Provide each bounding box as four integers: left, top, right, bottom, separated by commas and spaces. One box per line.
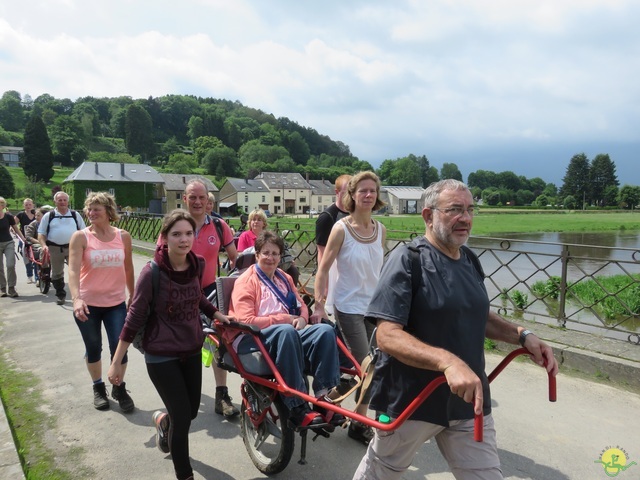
471, 231, 640, 341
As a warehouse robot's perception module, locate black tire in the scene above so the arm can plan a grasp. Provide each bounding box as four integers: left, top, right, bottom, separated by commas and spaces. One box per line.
241, 392, 295, 475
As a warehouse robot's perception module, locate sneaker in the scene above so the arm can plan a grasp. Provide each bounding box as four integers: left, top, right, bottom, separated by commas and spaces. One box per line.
152, 411, 170, 453
112, 382, 135, 413
93, 382, 110, 410
56, 296, 66, 305
348, 420, 374, 445
27, 278, 34, 284
1, 288, 6, 298
313, 395, 346, 430
215, 388, 239, 417
288, 403, 326, 431
8, 287, 18, 298
35, 280, 40, 288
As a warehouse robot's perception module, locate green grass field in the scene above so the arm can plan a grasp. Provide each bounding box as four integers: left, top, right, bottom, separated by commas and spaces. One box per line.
4, 166, 75, 210
262, 211, 640, 239
4, 165, 639, 236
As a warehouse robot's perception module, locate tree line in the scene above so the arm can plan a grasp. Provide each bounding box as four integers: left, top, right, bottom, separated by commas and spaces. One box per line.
1, 90, 638, 210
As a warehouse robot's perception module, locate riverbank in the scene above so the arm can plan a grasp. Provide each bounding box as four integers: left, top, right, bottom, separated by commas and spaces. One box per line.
260, 211, 640, 240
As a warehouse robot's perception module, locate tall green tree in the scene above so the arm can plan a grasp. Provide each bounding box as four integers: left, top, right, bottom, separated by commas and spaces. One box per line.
165, 153, 197, 174
589, 153, 618, 206
203, 146, 237, 177
0, 91, 25, 131
496, 171, 523, 191
193, 136, 224, 165
286, 131, 311, 165
440, 162, 462, 181
49, 115, 86, 166
468, 170, 497, 190
617, 185, 640, 210
560, 153, 590, 202
187, 115, 204, 141
124, 104, 154, 162
377, 157, 421, 185
425, 166, 439, 186
0, 164, 15, 198
23, 114, 54, 182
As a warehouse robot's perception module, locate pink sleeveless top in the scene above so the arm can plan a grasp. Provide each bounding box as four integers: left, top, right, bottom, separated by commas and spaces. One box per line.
79, 228, 127, 307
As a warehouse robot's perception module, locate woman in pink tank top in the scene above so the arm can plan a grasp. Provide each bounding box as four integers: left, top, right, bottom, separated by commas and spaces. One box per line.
68, 192, 136, 413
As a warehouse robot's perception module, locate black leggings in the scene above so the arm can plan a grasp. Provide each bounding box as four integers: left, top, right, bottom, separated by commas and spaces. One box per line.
147, 354, 202, 480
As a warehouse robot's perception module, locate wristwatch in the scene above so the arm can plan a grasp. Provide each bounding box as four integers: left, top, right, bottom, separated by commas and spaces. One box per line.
519, 329, 533, 347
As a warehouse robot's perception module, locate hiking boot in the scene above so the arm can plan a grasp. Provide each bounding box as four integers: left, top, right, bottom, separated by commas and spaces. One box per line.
348, 420, 374, 445
152, 410, 170, 453
56, 296, 66, 305
8, 287, 18, 298
215, 388, 239, 417
93, 382, 110, 410
112, 382, 135, 413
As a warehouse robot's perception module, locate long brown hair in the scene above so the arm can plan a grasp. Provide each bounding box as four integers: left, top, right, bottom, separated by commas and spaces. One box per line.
160, 209, 197, 239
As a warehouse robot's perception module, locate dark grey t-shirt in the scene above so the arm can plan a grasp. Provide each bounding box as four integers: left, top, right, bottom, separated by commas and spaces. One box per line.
365, 237, 490, 426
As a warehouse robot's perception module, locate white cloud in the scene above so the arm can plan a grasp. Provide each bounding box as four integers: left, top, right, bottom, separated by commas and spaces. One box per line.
0, 0, 639, 186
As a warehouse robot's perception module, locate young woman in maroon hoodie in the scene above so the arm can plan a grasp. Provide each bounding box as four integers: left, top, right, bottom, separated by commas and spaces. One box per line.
108, 209, 232, 480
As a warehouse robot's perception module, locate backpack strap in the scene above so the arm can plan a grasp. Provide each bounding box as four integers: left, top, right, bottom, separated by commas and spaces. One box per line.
45, 209, 81, 237
212, 216, 224, 277
44, 210, 55, 238
407, 244, 423, 296
461, 245, 484, 278
70, 210, 81, 230
132, 260, 159, 354
149, 260, 159, 315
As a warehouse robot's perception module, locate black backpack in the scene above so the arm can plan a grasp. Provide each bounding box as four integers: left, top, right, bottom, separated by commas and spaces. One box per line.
45, 210, 81, 237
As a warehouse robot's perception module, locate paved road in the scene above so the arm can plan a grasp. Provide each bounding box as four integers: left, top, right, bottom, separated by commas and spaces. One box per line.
1, 251, 639, 479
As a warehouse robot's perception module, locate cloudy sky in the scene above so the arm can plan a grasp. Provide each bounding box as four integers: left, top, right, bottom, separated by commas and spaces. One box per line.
1, 0, 639, 186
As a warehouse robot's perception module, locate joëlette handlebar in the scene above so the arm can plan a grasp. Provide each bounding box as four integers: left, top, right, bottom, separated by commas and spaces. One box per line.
212, 322, 556, 443
26, 244, 49, 267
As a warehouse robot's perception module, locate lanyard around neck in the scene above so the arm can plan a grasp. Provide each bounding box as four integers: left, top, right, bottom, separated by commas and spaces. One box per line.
255, 265, 297, 314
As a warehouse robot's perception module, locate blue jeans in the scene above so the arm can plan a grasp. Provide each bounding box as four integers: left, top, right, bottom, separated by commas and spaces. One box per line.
237, 323, 340, 410
74, 302, 128, 364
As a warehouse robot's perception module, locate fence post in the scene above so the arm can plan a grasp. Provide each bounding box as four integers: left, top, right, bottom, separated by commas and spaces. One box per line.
558, 244, 569, 327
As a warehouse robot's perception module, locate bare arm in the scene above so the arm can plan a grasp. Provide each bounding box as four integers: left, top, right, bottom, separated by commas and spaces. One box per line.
107, 339, 132, 386
376, 319, 484, 414
225, 242, 238, 271
486, 310, 558, 375
11, 224, 26, 244
68, 231, 90, 321
316, 245, 326, 268
311, 224, 345, 321
38, 233, 48, 252
121, 231, 135, 308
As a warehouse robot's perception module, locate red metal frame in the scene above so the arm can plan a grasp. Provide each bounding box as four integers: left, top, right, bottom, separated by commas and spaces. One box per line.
211, 322, 556, 442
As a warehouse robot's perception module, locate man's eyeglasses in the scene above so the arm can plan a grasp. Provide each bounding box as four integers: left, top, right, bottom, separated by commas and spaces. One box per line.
432, 206, 475, 218
259, 251, 281, 258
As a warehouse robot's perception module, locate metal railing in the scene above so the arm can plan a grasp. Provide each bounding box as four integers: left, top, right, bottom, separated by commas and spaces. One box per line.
115, 215, 640, 345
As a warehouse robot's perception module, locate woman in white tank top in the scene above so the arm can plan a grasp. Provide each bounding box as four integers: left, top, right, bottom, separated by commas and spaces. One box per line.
313, 171, 387, 444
